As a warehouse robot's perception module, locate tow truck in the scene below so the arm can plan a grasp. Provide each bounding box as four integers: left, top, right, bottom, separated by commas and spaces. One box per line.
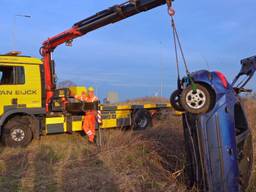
0, 0, 171, 148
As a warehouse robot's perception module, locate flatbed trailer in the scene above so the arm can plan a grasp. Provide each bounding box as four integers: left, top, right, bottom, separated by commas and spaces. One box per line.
45, 103, 171, 135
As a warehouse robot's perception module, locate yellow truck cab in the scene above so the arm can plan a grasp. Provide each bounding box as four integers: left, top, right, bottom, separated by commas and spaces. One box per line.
0, 53, 171, 147
0, 55, 43, 112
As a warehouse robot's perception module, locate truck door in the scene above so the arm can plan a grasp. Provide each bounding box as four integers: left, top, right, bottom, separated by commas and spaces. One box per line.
0, 64, 42, 116
0, 65, 25, 115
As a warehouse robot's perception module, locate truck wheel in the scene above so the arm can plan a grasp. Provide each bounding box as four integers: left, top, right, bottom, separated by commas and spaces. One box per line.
132, 109, 152, 130
2, 116, 33, 147
170, 90, 185, 112
180, 84, 213, 114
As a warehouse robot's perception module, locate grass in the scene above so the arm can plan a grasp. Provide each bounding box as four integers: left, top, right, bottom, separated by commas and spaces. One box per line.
0, 116, 187, 192
244, 98, 256, 192
0, 98, 255, 192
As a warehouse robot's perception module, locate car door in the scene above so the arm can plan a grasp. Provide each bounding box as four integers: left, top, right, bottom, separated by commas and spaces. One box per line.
234, 102, 253, 190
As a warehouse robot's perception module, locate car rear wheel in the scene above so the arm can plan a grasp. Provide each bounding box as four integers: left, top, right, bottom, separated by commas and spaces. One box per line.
170, 90, 185, 112
180, 84, 213, 114
2, 116, 33, 147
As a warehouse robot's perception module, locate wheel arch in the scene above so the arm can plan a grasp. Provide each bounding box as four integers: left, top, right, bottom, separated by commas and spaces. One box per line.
195, 81, 217, 109
0, 108, 44, 138
131, 108, 152, 119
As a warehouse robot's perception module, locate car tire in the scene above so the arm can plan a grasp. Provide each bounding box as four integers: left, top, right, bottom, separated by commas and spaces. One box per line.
170, 90, 185, 112
132, 109, 152, 131
180, 84, 213, 114
2, 116, 33, 147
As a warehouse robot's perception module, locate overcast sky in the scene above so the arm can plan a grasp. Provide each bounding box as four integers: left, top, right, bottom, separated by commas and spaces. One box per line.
0, 0, 255, 100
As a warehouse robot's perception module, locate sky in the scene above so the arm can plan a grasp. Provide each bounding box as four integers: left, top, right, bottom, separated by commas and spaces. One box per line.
0, 0, 255, 100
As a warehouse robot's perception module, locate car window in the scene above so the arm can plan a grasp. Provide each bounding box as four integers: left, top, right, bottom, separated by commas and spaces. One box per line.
0, 66, 25, 85
234, 103, 248, 136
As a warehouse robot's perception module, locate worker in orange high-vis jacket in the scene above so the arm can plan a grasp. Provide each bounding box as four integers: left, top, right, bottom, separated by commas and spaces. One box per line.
84, 86, 99, 143
74, 89, 87, 101
74, 89, 88, 135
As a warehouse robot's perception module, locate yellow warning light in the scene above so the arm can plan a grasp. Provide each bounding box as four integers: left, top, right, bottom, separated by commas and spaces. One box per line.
4, 51, 22, 56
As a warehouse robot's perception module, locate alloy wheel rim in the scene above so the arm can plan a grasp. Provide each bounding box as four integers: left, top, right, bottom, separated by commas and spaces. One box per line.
185, 89, 206, 109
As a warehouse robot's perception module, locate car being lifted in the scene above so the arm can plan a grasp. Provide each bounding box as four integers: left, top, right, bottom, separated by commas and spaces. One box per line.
171, 55, 256, 191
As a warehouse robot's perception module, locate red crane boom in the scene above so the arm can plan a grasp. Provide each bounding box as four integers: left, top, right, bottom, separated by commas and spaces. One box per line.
40, 0, 172, 111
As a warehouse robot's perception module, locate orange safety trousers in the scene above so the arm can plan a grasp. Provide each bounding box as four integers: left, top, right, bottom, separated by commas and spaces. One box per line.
83, 111, 96, 142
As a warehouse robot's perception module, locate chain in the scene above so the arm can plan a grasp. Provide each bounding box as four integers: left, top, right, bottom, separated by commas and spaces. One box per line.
166, 1, 196, 90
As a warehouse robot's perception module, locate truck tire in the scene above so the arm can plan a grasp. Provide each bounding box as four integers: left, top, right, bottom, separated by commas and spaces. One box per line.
180, 84, 213, 114
132, 109, 152, 130
2, 116, 33, 147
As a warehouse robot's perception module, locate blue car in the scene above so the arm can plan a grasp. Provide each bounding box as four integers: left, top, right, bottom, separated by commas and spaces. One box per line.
170, 56, 256, 191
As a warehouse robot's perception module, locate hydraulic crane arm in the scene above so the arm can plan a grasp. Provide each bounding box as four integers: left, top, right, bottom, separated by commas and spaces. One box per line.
41, 0, 171, 110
